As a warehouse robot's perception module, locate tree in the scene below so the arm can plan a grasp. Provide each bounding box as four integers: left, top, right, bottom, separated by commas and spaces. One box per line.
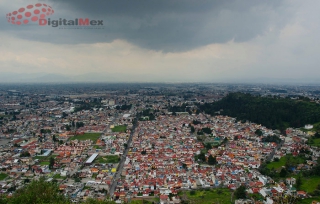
196, 152, 206, 162
235, 185, 246, 199
255, 129, 263, 136
65, 125, 71, 131
296, 174, 302, 190
74, 177, 81, 183
62, 112, 68, 118
274, 195, 297, 204
261, 135, 281, 144
59, 140, 63, 145
41, 129, 51, 134
205, 143, 212, 150
279, 168, 288, 177
202, 127, 212, 134
49, 157, 55, 169
52, 135, 57, 142
192, 120, 201, 125
20, 151, 30, 157
2, 177, 69, 204
208, 155, 217, 165
0, 177, 117, 204
182, 163, 187, 170
76, 122, 84, 128
198, 92, 320, 131
190, 126, 195, 133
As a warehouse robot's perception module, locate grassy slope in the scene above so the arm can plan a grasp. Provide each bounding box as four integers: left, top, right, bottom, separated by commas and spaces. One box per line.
267, 154, 306, 171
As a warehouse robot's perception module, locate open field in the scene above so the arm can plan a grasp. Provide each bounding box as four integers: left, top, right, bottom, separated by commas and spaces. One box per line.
130, 198, 158, 204
0, 173, 8, 180
178, 188, 233, 204
300, 176, 320, 193
112, 125, 127, 132
40, 161, 50, 166
95, 155, 120, 163
33, 155, 57, 160
299, 197, 320, 204
309, 138, 320, 147
267, 157, 286, 170
267, 154, 307, 171
69, 133, 101, 143
53, 174, 66, 179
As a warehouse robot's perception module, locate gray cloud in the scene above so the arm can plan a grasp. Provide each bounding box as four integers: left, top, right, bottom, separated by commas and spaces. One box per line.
1, 0, 290, 52
1, 0, 320, 83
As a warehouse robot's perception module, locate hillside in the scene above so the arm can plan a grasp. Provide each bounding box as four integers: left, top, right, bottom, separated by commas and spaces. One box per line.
199, 93, 320, 132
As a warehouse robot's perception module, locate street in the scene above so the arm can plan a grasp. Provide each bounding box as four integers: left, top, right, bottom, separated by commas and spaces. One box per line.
108, 114, 137, 198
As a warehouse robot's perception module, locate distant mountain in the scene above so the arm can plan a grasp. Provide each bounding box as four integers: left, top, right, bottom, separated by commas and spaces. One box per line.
71, 73, 121, 82
0, 72, 118, 83
0, 72, 319, 84
0, 72, 168, 83
0, 72, 47, 83
31, 74, 72, 83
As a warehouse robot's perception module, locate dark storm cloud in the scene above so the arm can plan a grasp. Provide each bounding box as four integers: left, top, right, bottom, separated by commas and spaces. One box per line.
2, 0, 289, 52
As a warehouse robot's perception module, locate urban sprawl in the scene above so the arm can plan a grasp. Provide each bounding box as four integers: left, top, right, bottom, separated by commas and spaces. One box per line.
0, 84, 319, 204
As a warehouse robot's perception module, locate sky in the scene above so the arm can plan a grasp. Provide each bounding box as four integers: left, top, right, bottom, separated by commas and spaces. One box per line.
0, 0, 320, 83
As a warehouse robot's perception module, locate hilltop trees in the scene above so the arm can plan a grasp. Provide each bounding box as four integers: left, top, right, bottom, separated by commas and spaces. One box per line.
0, 177, 116, 204
1, 177, 69, 204
198, 92, 320, 131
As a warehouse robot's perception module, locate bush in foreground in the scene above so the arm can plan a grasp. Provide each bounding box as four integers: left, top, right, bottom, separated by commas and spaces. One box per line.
0, 177, 115, 204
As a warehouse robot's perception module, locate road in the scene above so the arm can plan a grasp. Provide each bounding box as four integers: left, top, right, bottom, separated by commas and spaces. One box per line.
265, 139, 284, 162
108, 110, 137, 198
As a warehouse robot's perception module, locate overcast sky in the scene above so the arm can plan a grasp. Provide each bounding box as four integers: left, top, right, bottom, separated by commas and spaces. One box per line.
1, 0, 320, 83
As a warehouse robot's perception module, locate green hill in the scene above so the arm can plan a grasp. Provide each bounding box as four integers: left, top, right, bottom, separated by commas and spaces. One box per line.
199, 92, 320, 132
